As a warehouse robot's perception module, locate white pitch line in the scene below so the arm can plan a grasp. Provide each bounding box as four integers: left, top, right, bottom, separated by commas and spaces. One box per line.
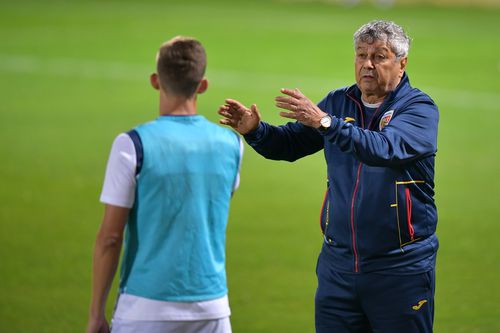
0, 54, 497, 110
0, 54, 147, 81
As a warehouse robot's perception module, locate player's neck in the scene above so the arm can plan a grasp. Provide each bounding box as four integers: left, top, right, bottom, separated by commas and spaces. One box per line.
159, 92, 197, 116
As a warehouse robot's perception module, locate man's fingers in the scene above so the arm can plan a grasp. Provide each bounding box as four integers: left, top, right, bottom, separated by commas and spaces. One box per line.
279, 111, 298, 119
250, 103, 260, 115
275, 102, 298, 112
218, 107, 234, 119
280, 88, 303, 99
219, 117, 239, 127
219, 118, 232, 126
219, 105, 239, 128
275, 95, 299, 105
225, 98, 249, 112
218, 105, 228, 113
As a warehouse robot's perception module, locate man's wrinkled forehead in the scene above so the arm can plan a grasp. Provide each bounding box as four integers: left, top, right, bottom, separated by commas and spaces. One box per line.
356, 40, 393, 54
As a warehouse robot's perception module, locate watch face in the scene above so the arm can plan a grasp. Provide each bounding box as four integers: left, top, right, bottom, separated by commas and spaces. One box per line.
321, 116, 331, 128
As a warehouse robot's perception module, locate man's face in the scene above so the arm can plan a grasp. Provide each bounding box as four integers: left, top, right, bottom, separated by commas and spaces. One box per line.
355, 39, 407, 101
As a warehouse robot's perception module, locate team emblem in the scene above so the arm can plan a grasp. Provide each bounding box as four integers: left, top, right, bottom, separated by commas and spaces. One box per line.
379, 110, 394, 130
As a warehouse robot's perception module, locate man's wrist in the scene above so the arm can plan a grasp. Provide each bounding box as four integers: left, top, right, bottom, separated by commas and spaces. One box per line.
242, 122, 261, 136
243, 122, 264, 141
318, 114, 332, 131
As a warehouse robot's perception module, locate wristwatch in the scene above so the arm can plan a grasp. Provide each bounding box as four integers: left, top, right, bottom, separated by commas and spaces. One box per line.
319, 115, 332, 131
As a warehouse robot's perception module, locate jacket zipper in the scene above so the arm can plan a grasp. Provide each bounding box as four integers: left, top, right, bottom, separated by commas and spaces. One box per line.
405, 187, 415, 240
350, 164, 363, 272
320, 189, 329, 235
346, 93, 385, 272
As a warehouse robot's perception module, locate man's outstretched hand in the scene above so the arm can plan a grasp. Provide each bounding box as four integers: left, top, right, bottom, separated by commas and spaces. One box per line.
218, 99, 261, 135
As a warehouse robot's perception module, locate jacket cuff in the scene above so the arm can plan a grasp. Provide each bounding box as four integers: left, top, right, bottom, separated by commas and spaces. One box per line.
243, 122, 265, 143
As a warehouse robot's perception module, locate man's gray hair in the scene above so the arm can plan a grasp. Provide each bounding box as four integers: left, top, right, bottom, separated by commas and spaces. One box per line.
354, 20, 411, 59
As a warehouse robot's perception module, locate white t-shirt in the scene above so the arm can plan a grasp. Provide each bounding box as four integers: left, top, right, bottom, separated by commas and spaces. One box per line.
100, 133, 243, 321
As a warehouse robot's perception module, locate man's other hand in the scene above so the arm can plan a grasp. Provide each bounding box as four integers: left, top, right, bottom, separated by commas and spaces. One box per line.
219, 99, 261, 135
275, 88, 327, 128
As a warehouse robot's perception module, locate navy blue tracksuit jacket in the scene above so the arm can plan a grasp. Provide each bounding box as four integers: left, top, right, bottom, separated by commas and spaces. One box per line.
244, 73, 439, 274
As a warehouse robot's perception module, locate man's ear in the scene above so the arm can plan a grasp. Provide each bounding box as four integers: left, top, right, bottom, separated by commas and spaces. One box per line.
197, 78, 208, 94
150, 73, 160, 90
399, 57, 408, 75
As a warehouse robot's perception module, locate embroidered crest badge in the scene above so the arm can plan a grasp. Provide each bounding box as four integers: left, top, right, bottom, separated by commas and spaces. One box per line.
379, 110, 394, 131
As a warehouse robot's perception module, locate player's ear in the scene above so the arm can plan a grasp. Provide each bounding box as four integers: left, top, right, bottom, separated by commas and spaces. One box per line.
150, 73, 160, 90
197, 78, 208, 94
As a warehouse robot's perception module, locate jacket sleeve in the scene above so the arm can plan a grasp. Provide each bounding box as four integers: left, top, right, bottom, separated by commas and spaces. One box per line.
243, 121, 324, 162
322, 100, 439, 167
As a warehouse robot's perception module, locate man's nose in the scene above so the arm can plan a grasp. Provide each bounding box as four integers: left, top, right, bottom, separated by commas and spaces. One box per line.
362, 58, 375, 69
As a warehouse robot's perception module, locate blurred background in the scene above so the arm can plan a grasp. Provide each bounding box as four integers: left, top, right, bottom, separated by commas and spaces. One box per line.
0, 0, 499, 332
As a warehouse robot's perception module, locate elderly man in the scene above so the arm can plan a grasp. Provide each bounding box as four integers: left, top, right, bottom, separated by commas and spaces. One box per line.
219, 20, 439, 333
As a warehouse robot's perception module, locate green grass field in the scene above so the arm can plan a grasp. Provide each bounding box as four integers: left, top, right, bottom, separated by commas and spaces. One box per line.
0, 0, 499, 332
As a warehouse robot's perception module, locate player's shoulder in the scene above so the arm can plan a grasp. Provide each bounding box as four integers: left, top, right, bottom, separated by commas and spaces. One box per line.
201, 117, 240, 138
112, 132, 134, 148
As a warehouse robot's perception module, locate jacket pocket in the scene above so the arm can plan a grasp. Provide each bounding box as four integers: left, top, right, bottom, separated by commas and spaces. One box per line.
391, 180, 425, 248
405, 187, 415, 241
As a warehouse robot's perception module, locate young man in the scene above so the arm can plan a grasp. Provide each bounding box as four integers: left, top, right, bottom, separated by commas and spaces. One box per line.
86, 36, 243, 333
219, 20, 439, 333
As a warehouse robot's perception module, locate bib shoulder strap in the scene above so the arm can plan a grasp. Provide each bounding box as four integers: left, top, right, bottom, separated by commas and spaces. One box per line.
126, 129, 143, 176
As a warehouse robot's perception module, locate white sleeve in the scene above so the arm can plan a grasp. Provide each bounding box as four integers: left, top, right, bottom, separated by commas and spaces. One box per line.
232, 137, 244, 193
100, 133, 137, 208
